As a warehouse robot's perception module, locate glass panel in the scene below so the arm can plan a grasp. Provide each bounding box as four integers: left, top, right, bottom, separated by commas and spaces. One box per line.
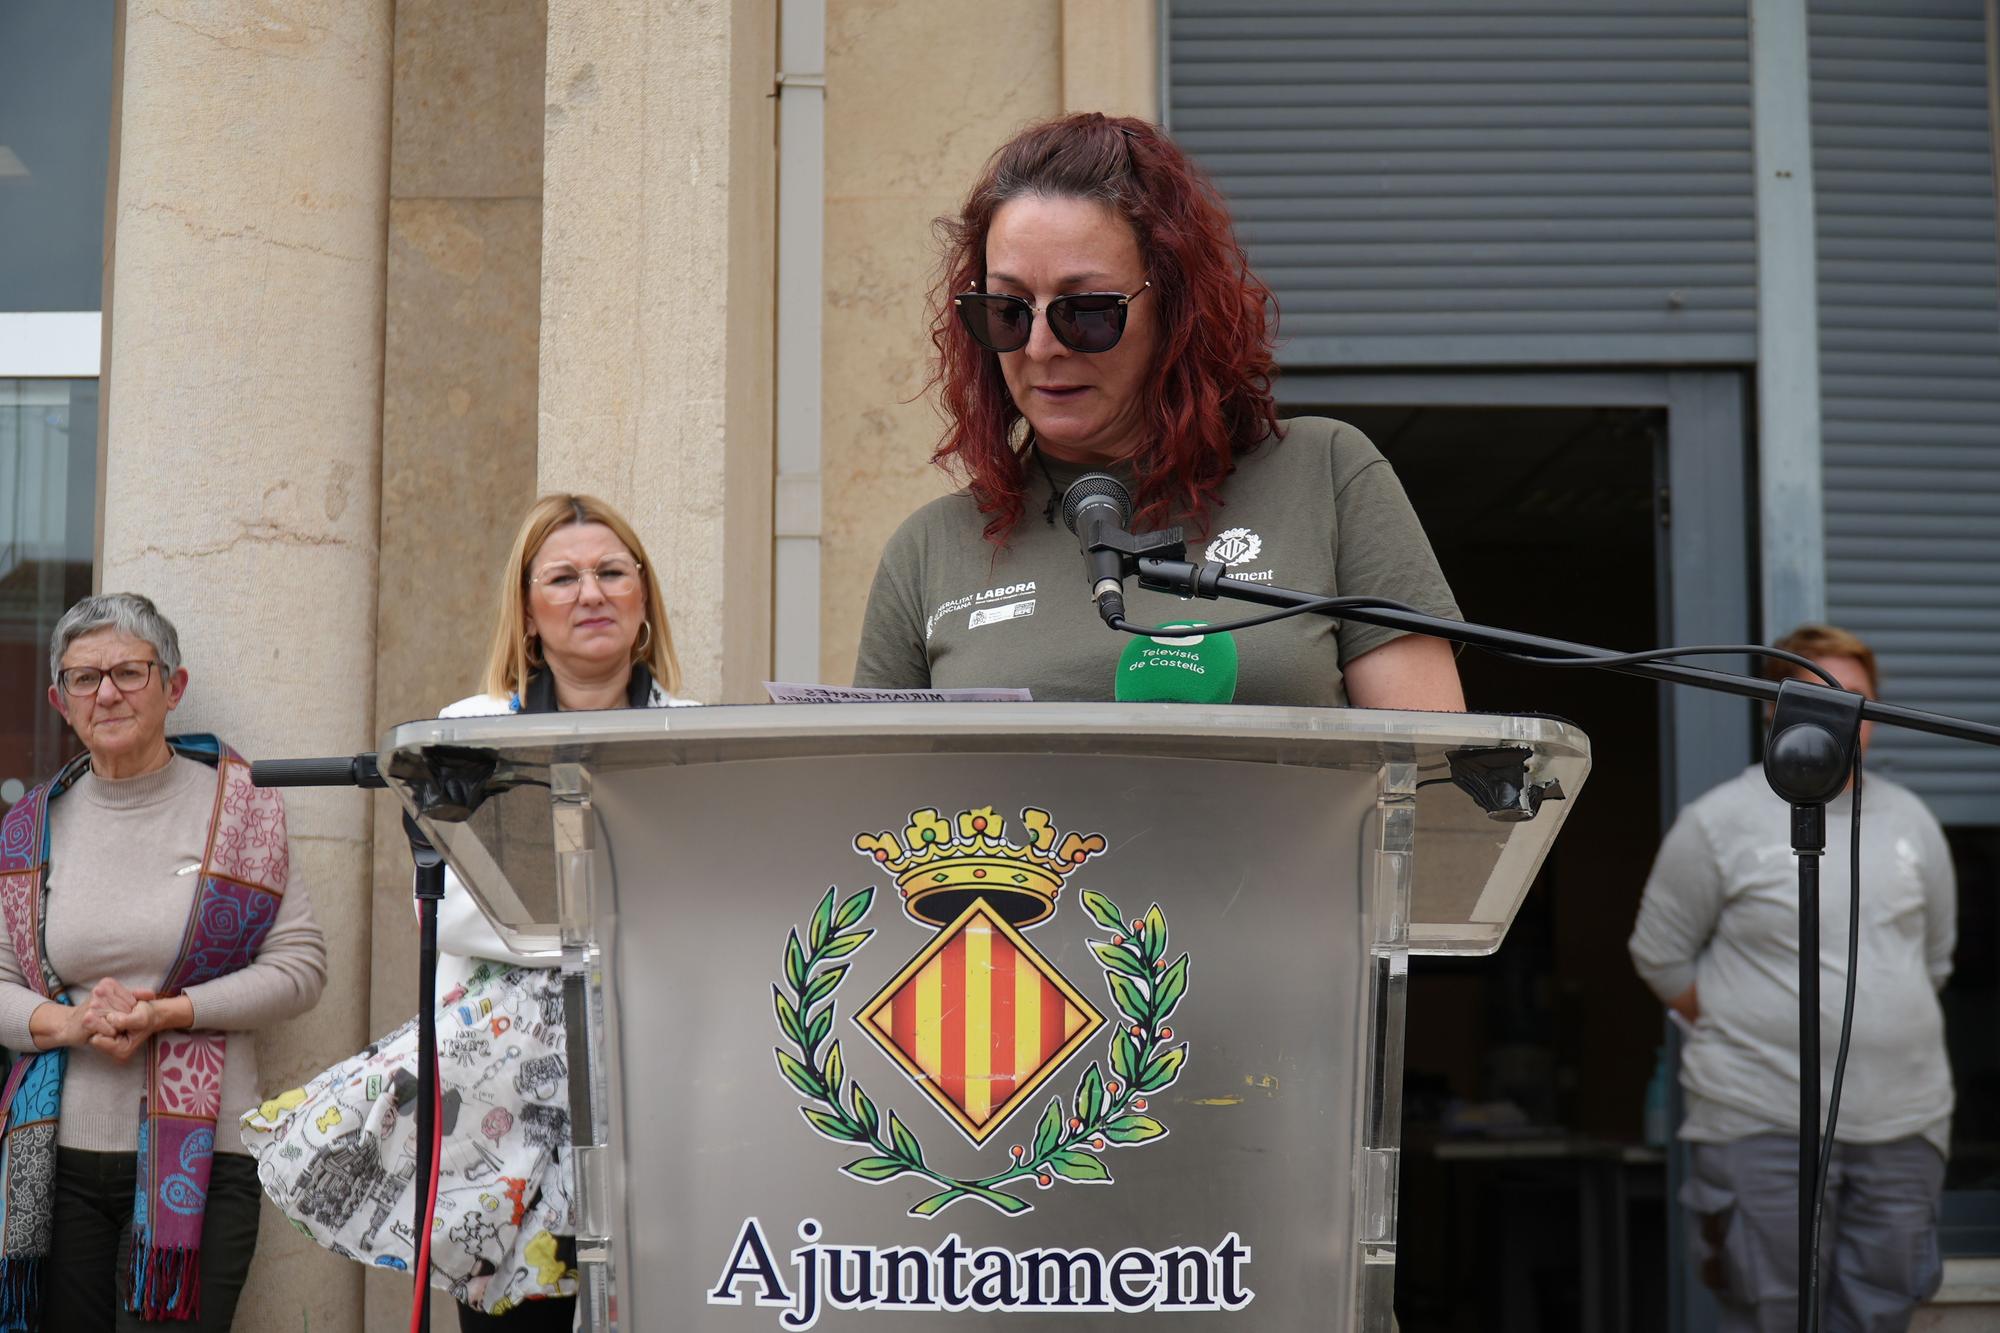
0, 378, 96, 808
382, 704, 1593, 959
0, 2, 117, 311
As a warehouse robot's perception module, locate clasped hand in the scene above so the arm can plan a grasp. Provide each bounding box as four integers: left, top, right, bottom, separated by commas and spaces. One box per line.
76, 978, 167, 1061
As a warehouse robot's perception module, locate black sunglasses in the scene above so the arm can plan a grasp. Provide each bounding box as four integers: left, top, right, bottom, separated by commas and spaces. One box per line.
953, 281, 1151, 354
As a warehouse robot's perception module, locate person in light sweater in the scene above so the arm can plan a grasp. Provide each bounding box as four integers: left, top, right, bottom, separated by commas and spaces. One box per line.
243, 494, 694, 1332
1629, 624, 1955, 1333
0, 593, 327, 1331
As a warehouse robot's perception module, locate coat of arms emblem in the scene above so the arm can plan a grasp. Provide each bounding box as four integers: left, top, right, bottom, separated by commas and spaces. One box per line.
770, 805, 1192, 1217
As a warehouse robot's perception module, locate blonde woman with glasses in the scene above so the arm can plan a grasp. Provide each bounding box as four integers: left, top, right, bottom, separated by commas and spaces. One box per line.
244, 495, 695, 1330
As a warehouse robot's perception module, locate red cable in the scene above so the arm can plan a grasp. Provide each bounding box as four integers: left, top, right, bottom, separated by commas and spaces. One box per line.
408, 1055, 445, 1333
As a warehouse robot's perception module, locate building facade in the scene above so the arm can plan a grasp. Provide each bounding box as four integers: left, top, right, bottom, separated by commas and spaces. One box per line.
1, 2, 1995, 1330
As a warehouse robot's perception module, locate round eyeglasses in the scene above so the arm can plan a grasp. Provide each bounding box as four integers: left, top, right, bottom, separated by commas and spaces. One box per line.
953, 281, 1151, 355
530, 559, 643, 605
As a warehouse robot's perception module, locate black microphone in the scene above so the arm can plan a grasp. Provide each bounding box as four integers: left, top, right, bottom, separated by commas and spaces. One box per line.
250, 754, 385, 789
1060, 473, 1135, 627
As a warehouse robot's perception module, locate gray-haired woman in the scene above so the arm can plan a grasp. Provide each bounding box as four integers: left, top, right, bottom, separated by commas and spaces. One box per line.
0, 593, 327, 1331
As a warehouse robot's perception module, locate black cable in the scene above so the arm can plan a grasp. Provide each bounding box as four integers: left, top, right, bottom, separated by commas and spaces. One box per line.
1112, 594, 1407, 638
1108, 561, 2000, 747
1797, 844, 1823, 1332
1805, 755, 1865, 1332
1114, 602, 1846, 694
1489, 642, 1840, 691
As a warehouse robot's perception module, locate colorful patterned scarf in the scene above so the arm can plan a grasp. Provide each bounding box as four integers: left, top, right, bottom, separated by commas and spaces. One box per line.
0, 736, 290, 1327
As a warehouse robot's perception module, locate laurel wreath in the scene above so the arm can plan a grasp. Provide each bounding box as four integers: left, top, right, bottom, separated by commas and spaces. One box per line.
773, 884, 1189, 1217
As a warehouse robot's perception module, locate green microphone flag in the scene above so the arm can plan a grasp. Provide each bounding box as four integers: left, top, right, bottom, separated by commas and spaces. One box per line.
1113, 622, 1238, 703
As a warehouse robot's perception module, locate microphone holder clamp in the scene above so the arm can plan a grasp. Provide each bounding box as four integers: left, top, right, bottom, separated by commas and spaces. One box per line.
1445, 746, 1567, 823
1764, 678, 1864, 815
1085, 521, 1189, 572
1080, 523, 1190, 628
384, 746, 520, 823
1136, 555, 1232, 601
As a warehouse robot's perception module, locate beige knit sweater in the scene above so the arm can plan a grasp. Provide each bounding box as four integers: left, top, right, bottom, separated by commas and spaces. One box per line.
0, 755, 327, 1154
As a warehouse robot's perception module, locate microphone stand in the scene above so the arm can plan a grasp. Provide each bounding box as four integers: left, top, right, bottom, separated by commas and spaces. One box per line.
405, 811, 444, 1333
1132, 553, 2000, 750
1116, 548, 2000, 1333
250, 755, 441, 1330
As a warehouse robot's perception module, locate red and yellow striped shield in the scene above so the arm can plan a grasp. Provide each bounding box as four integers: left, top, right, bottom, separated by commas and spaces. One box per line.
858, 898, 1105, 1144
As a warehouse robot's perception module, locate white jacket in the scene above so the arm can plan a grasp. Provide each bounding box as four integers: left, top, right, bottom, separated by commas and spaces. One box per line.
431, 682, 698, 982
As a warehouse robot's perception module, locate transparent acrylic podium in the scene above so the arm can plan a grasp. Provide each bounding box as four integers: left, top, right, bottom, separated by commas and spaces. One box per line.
382, 703, 1589, 1332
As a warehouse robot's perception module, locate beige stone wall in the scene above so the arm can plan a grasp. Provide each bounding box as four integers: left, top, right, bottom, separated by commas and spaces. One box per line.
816, 0, 1158, 683
364, 4, 549, 1329
368, 2, 547, 1027
1060, 0, 1159, 120
818, 0, 1062, 682
97, 3, 396, 1329
538, 0, 776, 703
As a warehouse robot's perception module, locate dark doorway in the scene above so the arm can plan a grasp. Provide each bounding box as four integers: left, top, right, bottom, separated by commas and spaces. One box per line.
1304, 403, 1675, 1332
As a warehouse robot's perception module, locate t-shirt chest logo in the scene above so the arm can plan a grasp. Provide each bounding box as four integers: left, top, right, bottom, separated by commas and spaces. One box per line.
1204, 527, 1273, 583
968, 580, 1037, 629
928, 581, 1039, 638
1205, 527, 1261, 565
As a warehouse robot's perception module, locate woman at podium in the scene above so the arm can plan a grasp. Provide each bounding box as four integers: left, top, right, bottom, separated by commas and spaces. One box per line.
853, 112, 1463, 710
244, 494, 696, 1330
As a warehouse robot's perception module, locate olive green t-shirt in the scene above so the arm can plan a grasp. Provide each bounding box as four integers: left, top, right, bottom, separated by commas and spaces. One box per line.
852, 417, 1460, 706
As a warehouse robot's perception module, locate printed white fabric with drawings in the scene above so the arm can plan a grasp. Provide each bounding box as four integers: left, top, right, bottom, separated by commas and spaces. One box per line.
240, 962, 577, 1314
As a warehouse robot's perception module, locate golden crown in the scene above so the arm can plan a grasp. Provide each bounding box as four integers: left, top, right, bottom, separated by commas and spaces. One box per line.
853, 806, 1106, 928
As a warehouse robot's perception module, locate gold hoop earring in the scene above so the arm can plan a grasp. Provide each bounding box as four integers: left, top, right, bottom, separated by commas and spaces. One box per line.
524, 633, 544, 668
633, 620, 653, 659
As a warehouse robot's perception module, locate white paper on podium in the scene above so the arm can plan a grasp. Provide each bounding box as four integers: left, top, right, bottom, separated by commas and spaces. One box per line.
762, 681, 1034, 704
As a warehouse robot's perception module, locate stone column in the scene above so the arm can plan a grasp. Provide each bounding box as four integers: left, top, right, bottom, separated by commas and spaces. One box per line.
539, 0, 776, 704
97, 3, 394, 1329
363, 4, 549, 1329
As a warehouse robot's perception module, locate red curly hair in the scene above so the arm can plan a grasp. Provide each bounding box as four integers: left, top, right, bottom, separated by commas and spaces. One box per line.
928, 113, 1281, 545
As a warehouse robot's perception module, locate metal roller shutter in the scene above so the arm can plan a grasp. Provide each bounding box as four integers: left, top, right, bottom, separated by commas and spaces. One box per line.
1811, 0, 2000, 823
1166, 0, 1757, 368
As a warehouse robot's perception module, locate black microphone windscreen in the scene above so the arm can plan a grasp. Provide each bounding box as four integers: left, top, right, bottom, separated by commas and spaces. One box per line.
249, 754, 385, 789
1060, 473, 1133, 535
